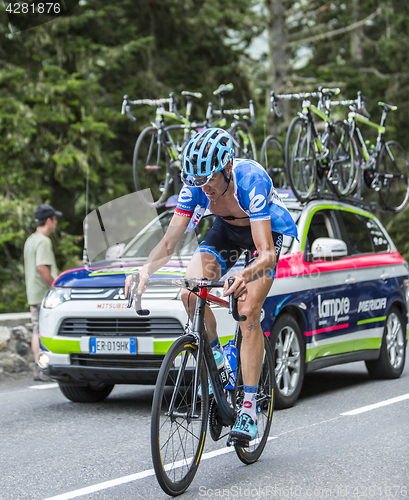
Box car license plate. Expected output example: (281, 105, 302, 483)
(90, 337, 137, 354)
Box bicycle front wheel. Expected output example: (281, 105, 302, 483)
(234, 333, 275, 465)
(377, 141, 409, 212)
(329, 120, 359, 197)
(133, 126, 171, 206)
(228, 122, 257, 161)
(151, 336, 209, 496)
(285, 116, 316, 202)
(260, 135, 287, 188)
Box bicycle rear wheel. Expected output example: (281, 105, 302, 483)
(377, 141, 409, 212)
(329, 120, 358, 196)
(260, 135, 287, 188)
(285, 116, 316, 202)
(133, 126, 171, 206)
(151, 336, 209, 496)
(228, 122, 257, 161)
(234, 333, 275, 464)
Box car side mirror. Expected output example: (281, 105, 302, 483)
(311, 238, 347, 261)
(105, 243, 126, 260)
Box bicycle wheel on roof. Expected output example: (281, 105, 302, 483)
(228, 122, 257, 161)
(260, 135, 287, 188)
(377, 141, 409, 213)
(285, 116, 316, 202)
(133, 126, 172, 207)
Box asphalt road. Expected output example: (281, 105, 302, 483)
(1, 361, 409, 500)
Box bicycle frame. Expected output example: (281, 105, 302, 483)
(128, 275, 245, 426)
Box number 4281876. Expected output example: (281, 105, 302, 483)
(6, 3, 61, 14)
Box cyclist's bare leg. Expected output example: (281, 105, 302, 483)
(180, 251, 221, 344)
(237, 274, 273, 387)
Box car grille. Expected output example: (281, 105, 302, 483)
(70, 354, 164, 369)
(58, 317, 184, 337)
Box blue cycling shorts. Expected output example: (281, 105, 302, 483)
(194, 216, 283, 278)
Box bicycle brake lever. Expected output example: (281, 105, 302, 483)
(127, 273, 150, 316)
(227, 278, 247, 322)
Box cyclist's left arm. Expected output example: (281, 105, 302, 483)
(224, 219, 276, 300)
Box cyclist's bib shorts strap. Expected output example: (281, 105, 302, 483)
(194, 216, 283, 278)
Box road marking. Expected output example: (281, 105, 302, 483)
(42, 437, 277, 500)
(341, 393, 409, 416)
(29, 383, 59, 390)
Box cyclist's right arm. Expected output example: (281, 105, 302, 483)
(124, 213, 190, 298)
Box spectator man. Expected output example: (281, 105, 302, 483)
(24, 204, 62, 381)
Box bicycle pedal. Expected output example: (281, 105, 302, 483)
(145, 165, 161, 171)
(227, 435, 250, 448)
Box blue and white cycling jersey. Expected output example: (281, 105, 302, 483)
(175, 159, 298, 238)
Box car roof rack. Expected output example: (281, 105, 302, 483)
(306, 193, 382, 212)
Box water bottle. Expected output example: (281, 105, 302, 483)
(223, 340, 237, 390)
(213, 350, 229, 388)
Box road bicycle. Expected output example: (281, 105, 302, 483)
(330, 92, 409, 212)
(122, 91, 203, 207)
(207, 83, 257, 161)
(127, 272, 274, 496)
(273, 88, 357, 203)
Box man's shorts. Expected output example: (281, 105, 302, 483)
(194, 216, 283, 279)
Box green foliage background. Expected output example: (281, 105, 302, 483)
(0, 0, 408, 312)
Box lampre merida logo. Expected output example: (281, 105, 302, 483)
(318, 295, 350, 322)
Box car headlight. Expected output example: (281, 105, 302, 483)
(43, 287, 72, 308)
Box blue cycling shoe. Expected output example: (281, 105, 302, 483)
(229, 413, 257, 443)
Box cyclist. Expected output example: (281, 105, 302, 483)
(125, 127, 297, 443)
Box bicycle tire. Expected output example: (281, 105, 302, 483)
(285, 116, 316, 202)
(151, 335, 209, 496)
(132, 126, 171, 206)
(377, 140, 409, 212)
(260, 135, 287, 188)
(329, 120, 359, 197)
(234, 333, 275, 464)
(228, 122, 257, 161)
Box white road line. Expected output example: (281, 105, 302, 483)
(42, 436, 277, 500)
(341, 393, 409, 416)
(29, 383, 59, 390)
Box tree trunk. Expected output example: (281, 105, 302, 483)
(265, 0, 290, 132)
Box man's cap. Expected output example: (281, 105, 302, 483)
(34, 204, 63, 222)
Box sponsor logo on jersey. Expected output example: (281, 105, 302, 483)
(358, 297, 387, 313)
(179, 187, 192, 203)
(249, 187, 267, 213)
(244, 401, 252, 408)
(318, 294, 350, 322)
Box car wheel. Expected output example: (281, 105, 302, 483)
(58, 383, 115, 403)
(365, 306, 406, 379)
(270, 314, 305, 409)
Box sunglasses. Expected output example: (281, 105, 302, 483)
(181, 171, 215, 188)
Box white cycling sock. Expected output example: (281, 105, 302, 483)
(241, 385, 258, 423)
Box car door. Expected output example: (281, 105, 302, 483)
(301, 206, 355, 364)
(334, 208, 391, 354)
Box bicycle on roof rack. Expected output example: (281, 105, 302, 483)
(330, 91, 409, 213)
(206, 83, 257, 161)
(272, 87, 358, 203)
(127, 271, 274, 496)
(122, 91, 204, 207)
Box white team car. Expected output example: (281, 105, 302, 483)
(39, 191, 409, 408)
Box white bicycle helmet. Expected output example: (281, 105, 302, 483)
(181, 128, 234, 187)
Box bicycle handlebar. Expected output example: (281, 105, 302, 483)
(127, 273, 247, 322)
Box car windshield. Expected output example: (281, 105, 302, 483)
(122, 208, 301, 259)
(122, 211, 215, 258)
